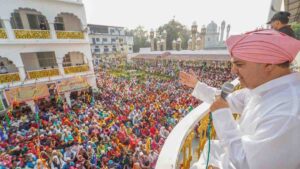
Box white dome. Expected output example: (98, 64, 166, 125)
(207, 21, 217, 33)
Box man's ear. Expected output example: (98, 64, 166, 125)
(275, 20, 283, 27)
(265, 64, 275, 72)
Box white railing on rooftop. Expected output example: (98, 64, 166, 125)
(55, 0, 83, 4)
(156, 79, 240, 169)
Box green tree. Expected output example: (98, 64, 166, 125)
(291, 22, 300, 40)
(130, 26, 150, 52)
(157, 19, 191, 50)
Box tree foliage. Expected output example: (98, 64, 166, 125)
(129, 26, 149, 53)
(130, 20, 191, 52)
(291, 22, 300, 40)
(157, 19, 191, 50)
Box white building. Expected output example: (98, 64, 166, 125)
(0, 0, 97, 112)
(88, 24, 133, 66)
(204, 21, 230, 49)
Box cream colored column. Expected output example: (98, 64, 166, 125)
(88, 59, 95, 73)
(49, 22, 57, 40)
(2, 19, 15, 39)
(56, 57, 65, 76)
(64, 91, 71, 107)
(17, 65, 26, 81)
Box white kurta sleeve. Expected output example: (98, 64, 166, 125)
(191, 81, 248, 114)
(212, 108, 249, 169)
(212, 108, 300, 169)
(226, 88, 249, 114)
(191, 81, 220, 104)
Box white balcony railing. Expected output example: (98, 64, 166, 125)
(156, 79, 240, 169)
(55, 0, 83, 4)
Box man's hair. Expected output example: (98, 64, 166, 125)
(277, 61, 290, 68)
(268, 11, 291, 24)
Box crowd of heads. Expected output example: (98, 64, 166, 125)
(0, 60, 233, 169)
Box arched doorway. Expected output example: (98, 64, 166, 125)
(10, 8, 49, 30)
(10, 8, 50, 39)
(63, 52, 89, 74)
(54, 13, 82, 31)
(54, 13, 84, 39)
(0, 56, 20, 84)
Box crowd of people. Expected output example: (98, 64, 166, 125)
(0, 60, 233, 169)
(131, 60, 235, 87)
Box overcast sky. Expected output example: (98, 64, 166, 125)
(82, 0, 273, 34)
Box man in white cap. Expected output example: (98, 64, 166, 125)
(180, 29, 300, 169)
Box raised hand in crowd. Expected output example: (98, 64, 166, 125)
(179, 70, 198, 88)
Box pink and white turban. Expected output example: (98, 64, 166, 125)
(226, 29, 300, 64)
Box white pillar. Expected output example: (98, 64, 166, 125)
(56, 58, 65, 76)
(87, 75, 97, 89)
(64, 91, 71, 107)
(2, 19, 15, 39)
(49, 23, 57, 40)
(26, 100, 36, 113)
(17, 65, 26, 81)
(88, 59, 95, 73)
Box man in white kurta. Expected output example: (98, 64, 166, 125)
(180, 30, 300, 169)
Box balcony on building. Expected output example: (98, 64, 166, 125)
(156, 79, 240, 169)
(103, 46, 110, 53)
(0, 57, 20, 84)
(54, 13, 84, 39)
(63, 52, 89, 74)
(112, 46, 117, 52)
(56, 0, 83, 3)
(21, 52, 60, 79)
(94, 47, 100, 54)
(10, 8, 51, 39)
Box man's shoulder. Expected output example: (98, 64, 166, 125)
(279, 26, 296, 38)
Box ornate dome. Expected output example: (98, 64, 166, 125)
(207, 21, 217, 33)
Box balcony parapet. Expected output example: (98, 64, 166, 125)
(0, 72, 20, 84)
(27, 68, 60, 79)
(156, 79, 240, 169)
(64, 65, 89, 74)
(14, 29, 51, 39)
(56, 31, 84, 39)
(0, 29, 7, 39)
